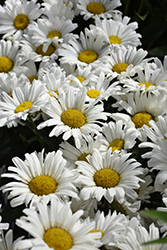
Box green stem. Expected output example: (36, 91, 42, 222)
(137, 0, 145, 15)
(124, 0, 131, 16)
(28, 114, 45, 148)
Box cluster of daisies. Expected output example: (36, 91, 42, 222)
(1, 0, 167, 249)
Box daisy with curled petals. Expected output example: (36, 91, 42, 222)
(29, 16, 78, 53)
(0, 0, 43, 40)
(86, 210, 128, 249)
(84, 71, 121, 103)
(98, 45, 148, 78)
(91, 16, 141, 48)
(0, 81, 47, 128)
(115, 217, 167, 250)
(16, 198, 100, 250)
(37, 87, 110, 148)
(99, 120, 139, 154)
(60, 134, 103, 169)
(19, 34, 58, 63)
(38, 65, 70, 100)
(58, 27, 110, 69)
(76, 0, 122, 20)
(121, 62, 167, 94)
(76, 148, 143, 203)
(0, 40, 27, 75)
(111, 91, 167, 141)
(1, 149, 78, 207)
(43, 1, 75, 21)
(0, 72, 26, 99)
(64, 64, 98, 89)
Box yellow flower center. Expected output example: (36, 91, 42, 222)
(78, 50, 98, 64)
(138, 82, 154, 90)
(28, 76, 38, 84)
(76, 76, 86, 83)
(36, 44, 56, 56)
(29, 175, 56, 196)
(78, 153, 89, 162)
(15, 101, 33, 113)
(109, 35, 121, 44)
(14, 14, 29, 30)
(108, 139, 124, 153)
(112, 63, 129, 74)
(87, 89, 101, 98)
(44, 227, 73, 250)
(0, 57, 13, 73)
(131, 112, 154, 128)
(47, 30, 61, 39)
(61, 109, 86, 128)
(87, 2, 105, 14)
(94, 169, 119, 188)
(89, 229, 104, 240)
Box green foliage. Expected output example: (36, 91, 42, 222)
(142, 210, 167, 245)
(120, 0, 167, 59)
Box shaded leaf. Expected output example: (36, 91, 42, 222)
(143, 236, 167, 245)
(141, 210, 167, 223)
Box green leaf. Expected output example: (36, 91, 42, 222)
(149, 45, 167, 57)
(134, 11, 149, 21)
(141, 210, 167, 223)
(143, 236, 167, 245)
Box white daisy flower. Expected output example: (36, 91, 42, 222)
(28, 16, 78, 53)
(0, 72, 26, 99)
(1, 149, 78, 207)
(0, 81, 47, 128)
(121, 62, 167, 94)
(111, 91, 167, 141)
(135, 168, 154, 203)
(64, 64, 98, 89)
(99, 120, 139, 154)
(76, 0, 122, 20)
(84, 71, 121, 103)
(38, 65, 70, 100)
(43, 0, 75, 20)
(0, 229, 24, 250)
(97, 45, 148, 78)
(0, 40, 27, 75)
(139, 115, 167, 151)
(19, 34, 58, 63)
(0, 0, 43, 40)
(76, 148, 143, 203)
(115, 217, 167, 250)
(91, 16, 141, 47)
(60, 134, 103, 168)
(16, 198, 100, 250)
(141, 138, 167, 193)
(151, 55, 167, 72)
(87, 210, 128, 249)
(58, 27, 110, 69)
(22, 60, 47, 84)
(37, 87, 110, 148)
